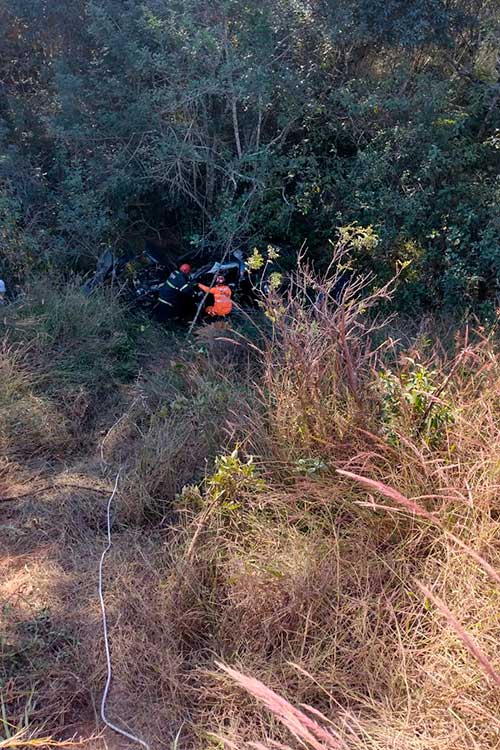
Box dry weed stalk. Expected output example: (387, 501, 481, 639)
(217, 663, 346, 750)
(416, 583, 500, 688)
(0, 730, 84, 748)
(261, 246, 397, 455)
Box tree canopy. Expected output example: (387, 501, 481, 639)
(1, 0, 499, 311)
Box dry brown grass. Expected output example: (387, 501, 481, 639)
(0, 341, 72, 461)
(167, 269, 500, 749)
(2, 270, 500, 750)
(258, 251, 395, 462)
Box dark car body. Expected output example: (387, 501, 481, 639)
(82, 244, 261, 320)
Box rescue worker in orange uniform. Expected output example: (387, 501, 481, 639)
(198, 274, 233, 318)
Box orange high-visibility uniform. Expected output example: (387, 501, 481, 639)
(198, 283, 233, 316)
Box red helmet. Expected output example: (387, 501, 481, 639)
(180, 263, 191, 274)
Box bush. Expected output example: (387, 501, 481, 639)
(260, 247, 394, 460)
(378, 359, 454, 446)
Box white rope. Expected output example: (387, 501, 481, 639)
(98, 470, 151, 750)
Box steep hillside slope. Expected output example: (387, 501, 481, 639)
(1, 275, 499, 749)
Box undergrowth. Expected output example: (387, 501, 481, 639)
(0, 277, 161, 457)
(1, 266, 500, 749)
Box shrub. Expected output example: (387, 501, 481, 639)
(205, 448, 265, 511)
(378, 359, 454, 446)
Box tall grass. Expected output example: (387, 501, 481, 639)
(0, 277, 159, 457)
(0, 341, 71, 461)
(4, 277, 143, 387)
(2, 267, 500, 749)
(170, 263, 500, 749)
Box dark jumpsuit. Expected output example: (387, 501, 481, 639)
(157, 270, 192, 320)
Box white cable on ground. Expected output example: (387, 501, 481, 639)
(98, 469, 151, 750)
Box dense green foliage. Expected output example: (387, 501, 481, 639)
(1, 0, 499, 311)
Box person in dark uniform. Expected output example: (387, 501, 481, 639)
(156, 263, 193, 321)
